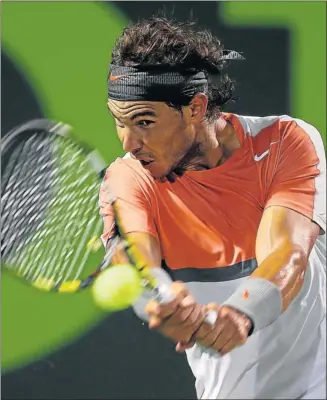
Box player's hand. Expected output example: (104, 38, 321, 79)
(145, 281, 206, 345)
(177, 304, 253, 355)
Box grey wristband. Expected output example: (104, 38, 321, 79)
(223, 277, 283, 334)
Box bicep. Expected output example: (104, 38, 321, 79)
(256, 205, 320, 266)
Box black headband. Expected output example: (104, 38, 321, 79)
(107, 50, 244, 102)
(107, 65, 208, 103)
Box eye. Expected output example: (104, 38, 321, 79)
(137, 120, 154, 128)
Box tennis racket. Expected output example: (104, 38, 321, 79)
(1, 118, 217, 323)
(1, 119, 110, 292)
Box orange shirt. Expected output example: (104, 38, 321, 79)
(99, 114, 325, 281)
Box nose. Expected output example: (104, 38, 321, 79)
(121, 129, 143, 153)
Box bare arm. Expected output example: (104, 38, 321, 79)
(253, 205, 319, 312)
(252, 206, 319, 311)
(110, 232, 162, 268)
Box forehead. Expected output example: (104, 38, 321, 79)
(107, 99, 170, 117)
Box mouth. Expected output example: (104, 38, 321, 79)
(131, 153, 155, 167)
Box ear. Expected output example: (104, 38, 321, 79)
(188, 93, 208, 123)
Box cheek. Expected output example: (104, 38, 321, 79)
(146, 119, 193, 159)
(171, 127, 194, 154)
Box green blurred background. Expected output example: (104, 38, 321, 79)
(1, 2, 326, 399)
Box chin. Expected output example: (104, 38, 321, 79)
(148, 164, 173, 180)
(151, 170, 168, 180)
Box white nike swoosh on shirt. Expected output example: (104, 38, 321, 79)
(254, 150, 270, 162)
(254, 141, 279, 162)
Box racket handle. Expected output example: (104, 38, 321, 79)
(204, 309, 218, 325)
(155, 283, 218, 326)
(155, 283, 175, 303)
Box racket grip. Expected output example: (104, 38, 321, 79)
(204, 309, 218, 325)
(154, 283, 175, 303)
(155, 284, 218, 326)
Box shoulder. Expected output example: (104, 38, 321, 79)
(231, 113, 324, 153)
(102, 154, 156, 195)
(235, 113, 322, 140)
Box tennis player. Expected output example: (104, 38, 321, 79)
(100, 17, 326, 399)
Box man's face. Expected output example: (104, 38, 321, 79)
(107, 99, 200, 179)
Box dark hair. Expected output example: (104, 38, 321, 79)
(111, 17, 237, 121)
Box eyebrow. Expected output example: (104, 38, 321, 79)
(108, 109, 156, 121)
(130, 111, 157, 121)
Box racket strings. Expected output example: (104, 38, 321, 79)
(2, 130, 102, 287)
(2, 133, 57, 274)
(1, 141, 29, 249)
(1, 134, 53, 258)
(1, 138, 35, 233)
(27, 138, 75, 282)
(48, 145, 100, 281)
(27, 138, 99, 283)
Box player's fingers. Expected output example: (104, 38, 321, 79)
(170, 281, 191, 301)
(158, 303, 205, 343)
(145, 297, 179, 320)
(196, 321, 222, 348)
(146, 282, 192, 330)
(204, 302, 220, 313)
(219, 306, 252, 341)
(175, 340, 195, 352)
(170, 306, 205, 341)
(218, 333, 245, 356)
(160, 303, 202, 333)
(210, 323, 235, 352)
(195, 320, 219, 346)
(166, 303, 193, 325)
(149, 282, 190, 320)
(167, 295, 201, 324)
(203, 306, 238, 350)
(148, 315, 162, 329)
(146, 281, 189, 316)
(194, 302, 220, 335)
(180, 303, 206, 330)
(180, 294, 197, 308)
(145, 299, 160, 316)
(208, 306, 251, 352)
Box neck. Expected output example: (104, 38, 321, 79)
(175, 117, 240, 173)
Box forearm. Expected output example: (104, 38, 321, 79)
(251, 243, 307, 312)
(223, 244, 307, 334)
(107, 231, 162, 268)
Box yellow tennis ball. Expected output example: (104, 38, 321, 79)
(92, 264, 143, 311)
